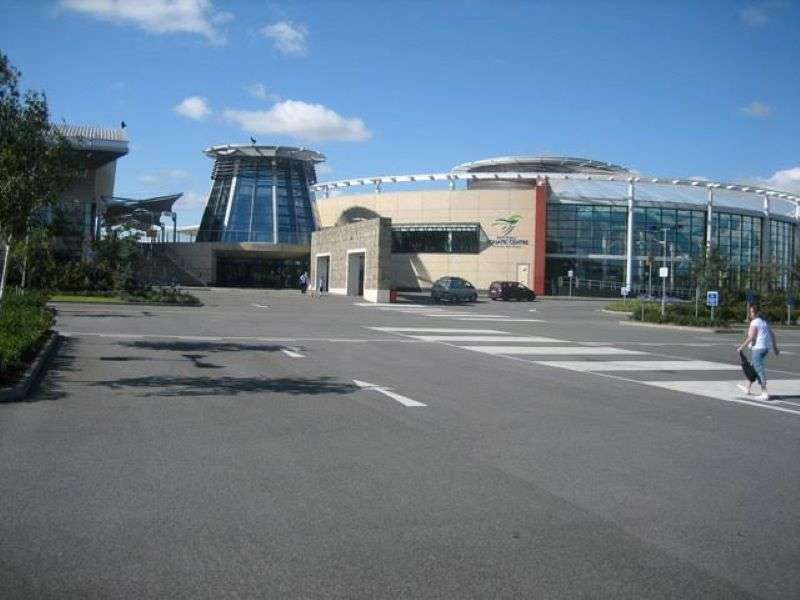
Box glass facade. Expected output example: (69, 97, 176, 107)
(197, 153, 318, 244)
(546, 201, 797, 296)
(546, 204, 627, 255)
(215, 256, 308, 288)
(713, 212, 762, 271)
(392, 224, 480, 253)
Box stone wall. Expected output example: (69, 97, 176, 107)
(315, 188, 540, 291)
(310, 218, 392, 303)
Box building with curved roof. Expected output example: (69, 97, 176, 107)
(310, 155, 799, 297)
(197, 145, 325, 244)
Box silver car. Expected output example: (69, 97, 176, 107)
(431, 277, 478, 303)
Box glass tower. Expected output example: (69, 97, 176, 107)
(197, 145, 325, 244)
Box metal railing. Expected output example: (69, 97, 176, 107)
(148, 230, 313, 245)
(552, 276, 696, 300)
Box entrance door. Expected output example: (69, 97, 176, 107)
(347, 252, 365, 296)
(517, 263, 530, 286)
(316, 255, 330, 292)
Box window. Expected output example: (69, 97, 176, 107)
(392, 224, 480, 254)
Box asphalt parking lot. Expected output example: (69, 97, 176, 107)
(2, 289, 799, 599)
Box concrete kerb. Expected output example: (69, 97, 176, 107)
(49, 300, 203, 308)
(0, 332, 61, 402)
(618, 320, 741, 334)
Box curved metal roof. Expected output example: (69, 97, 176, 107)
(102, 194, 182, 228)
(204, 144, 325, 163)
(312, 171, 800, 218)
(452, 155, 628, 175)
(54, 123, 129, 164)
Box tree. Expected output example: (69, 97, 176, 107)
(0, 51, 79, 300)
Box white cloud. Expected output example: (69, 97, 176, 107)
(739, 2, 789, 26)
(764, 166, 800, 194)
(315, 163, 333, 177)
(173, 96, 212, 120)
(223, 100, 372, 142)
(246, 82, 281, 102)
(260, 21, 308, 56)
(174, 190, 208, 210)
(139, 169, 188, 185)
(740, 101, 773, 118)
(740, 5, 768, 25)
(59, 0, 232, 43)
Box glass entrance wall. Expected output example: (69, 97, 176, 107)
(546, 198, 797, 296)
(216, 256, 309, 288)
(197, 146, 323, 244)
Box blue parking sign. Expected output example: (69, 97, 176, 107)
(706, 291, 719, 307)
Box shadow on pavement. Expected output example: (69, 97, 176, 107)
(27, 337, 79, 402)
(58, 312, 152, 318)
(119, 340, 289, 353)
(91, 375, 359, 397)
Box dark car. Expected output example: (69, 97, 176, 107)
(431, 277, 478, 303)
(489, 281, 536, 301)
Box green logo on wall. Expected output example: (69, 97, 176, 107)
(493, 214, 522, 235)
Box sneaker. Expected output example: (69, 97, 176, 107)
(737, 384, 752, 395)
(759, 393, 771, 401)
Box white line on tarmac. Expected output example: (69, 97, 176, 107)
(454, 318, 544, 322)
(533, 360, 739, 372)
(61, 332, 422, 343)
(410, 335, 563, 343)
(251, 304, 270, 309)
(353, 380, 426, 407)
(354, 302, 427, 307)
(642, 380, 800, 416)
(281, 348, 304, 358)
(368, 327, 509, 333)
(462, 346, 645, 356)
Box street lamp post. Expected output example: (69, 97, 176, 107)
(659, 227, 670, 317)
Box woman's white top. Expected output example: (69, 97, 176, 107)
(750, 317, 772, 351)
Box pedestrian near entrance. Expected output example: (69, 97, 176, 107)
(319, 275, 327, 296)
(299, 271, 308, 294)
(737, 303, 780, 400)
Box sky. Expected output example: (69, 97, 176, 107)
(2, 0, 799, 226)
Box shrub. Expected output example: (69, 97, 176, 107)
(122, 288, 201, 306)
(0, 291, 54, 378)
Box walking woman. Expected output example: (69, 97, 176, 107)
(737, 303, 780, 400)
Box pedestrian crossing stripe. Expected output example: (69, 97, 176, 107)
(461, 346, 645, 356)
(369, 327, 510, 333)
(532, 360, 740, 372)
(454, 318, 544, 323)
(410, 335, 563, 343)
(642, 380, 800, 416)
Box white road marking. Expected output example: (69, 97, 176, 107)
(376, 307, 435, 311)
(354, 302, 426, 307)
(642, 380, 800, 416)
(353, 380, 426, 407)
(251, 303, 270, 309)
(533, 360, 739, 372)
(528, 309, 538, 312)
(281, 348, 304, 358)
(454, 318, 544, 322)
(368, 327, 509, 333)
(411, 335, 563, 343)
(461, 346, 645, 356)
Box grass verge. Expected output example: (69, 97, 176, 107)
(50, 294, 123, 303)
(50, 288, 201, 306)
(0, 292, 54, 386)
